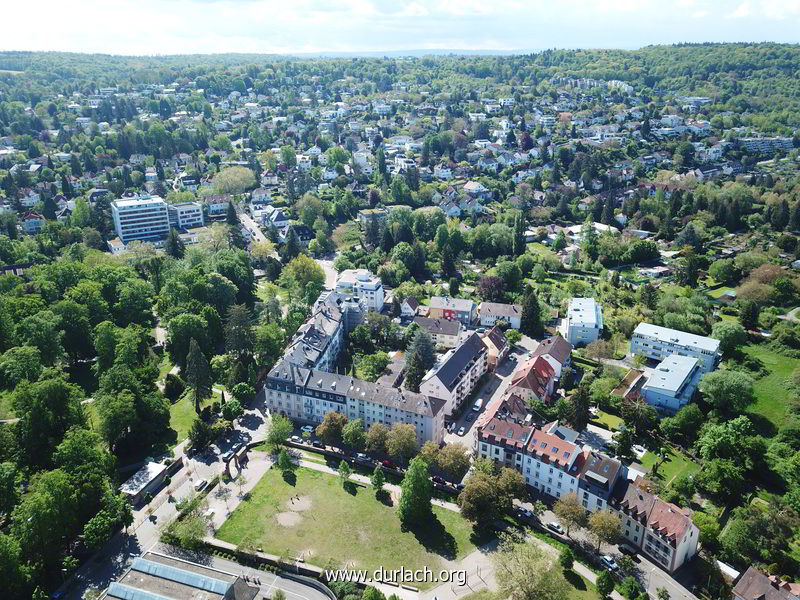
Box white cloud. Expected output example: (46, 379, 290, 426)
(0, 0, 798, 55)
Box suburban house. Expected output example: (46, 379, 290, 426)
(479, 302, 522, 330)
(562, 297, 603, 346)
(400, 297, 420, 318)
(413, 316, 462, 349)
(22, 211, 45, 234)
(481, 326, 510, 371)
(732, 566, 800, 600)
(530, 335, 573, 379)
(631, 323, 721, 375)
(428, 296, 476, 325)
(463, 180, 491, 199)
(419, 333, 488, 417)
(508, 356, 556, 402)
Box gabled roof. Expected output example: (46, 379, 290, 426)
(510, 356, 555, 398)
(432, 333, 487, 392)
(532, 335, 572, 366)
(479, 302, 522, 319)
(403, 297, 420, 310)
(430, 296, 475, 313)
(732, 567, 793, 600)
(413, 316, 460, 337)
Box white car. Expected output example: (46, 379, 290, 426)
(301, 425, 314, 434)
(547, 521, 564, 534)
(601, 555, 619, 571)
(194, 479, 208, 492)
(457, 426, 466, 436)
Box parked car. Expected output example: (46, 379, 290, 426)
(290, 435, 302, 443)
(547, 521, 564, 534)
(457, 426, 466, 436)
(431, 475, 446, 485)
(381, 459, 395, 468)
(301, 425, 314, 434)
(465, 412, 476, 422)
(311, 440, 323, 448)
(194, 479, 208, 492)
(355, 452, 369, 461)
(220, 449, 234, 462)
(618, 544, 638, 558)
(516, 508, 533, 519)
(601, 555, 619, 571)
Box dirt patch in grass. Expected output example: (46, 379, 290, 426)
(276, 512, 303, 527)
(288, 495, 312, 511)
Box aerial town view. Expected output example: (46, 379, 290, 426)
(0, 2, 799, 600)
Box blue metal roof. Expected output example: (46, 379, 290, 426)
(130, 557, 231, 595)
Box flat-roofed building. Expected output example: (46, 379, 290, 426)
(631, 323, 721, 374)
(111, 197, 170, 243)
(641, 354, 703, 414)
(562, 297, 603, 345)
(168, 201, 204, 229)
(103, 552, 258, 600)
(335, 269, 385, 312)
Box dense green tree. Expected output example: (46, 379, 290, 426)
(397, 456, 433, 527)
(185, 338, 212, 414)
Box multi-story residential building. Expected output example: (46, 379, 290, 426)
(577, 450, 622, 512)
(562, 297, 603, 346)
(335, 269, 385, 312)
(413, 316, 461, 349)
(167, 201, 204, 229)
(265, 359, 446, 445)
(428, 296, 476, 325)
(736, 137, 794, 153)
(530, 335, 572, 380)
(400, 297, 420, 318)
(478, 302, 522, 330)
(111, 197, 170, 243)
(640, 354, 703, 414)
(419, 333, 488, 416)
(508, 356, 556, 403)
(631, 323, 721, 375)
(204, 194, 231, 218)
(611, 480, 699, 573)
(282, 302, 344, 372)
(481, 326, 509, 371)
(357, 208, 389, 227)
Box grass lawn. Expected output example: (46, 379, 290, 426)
(170, 389, 220, 444)
(217, 467, 477, 588)
(640, 447, 701, 488)
(707, 286, 735, 299)
(332, 221, 361, 250)
(158, 353, 174, 380)
(460, 568, 595, 600)
(592, 410, 623, 431)
(256, 280, 289, 305)
(741, 343, 799, 436)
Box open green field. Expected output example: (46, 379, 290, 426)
(742, 343, 799, 436)
(592, 410, 623, 431)
(217, 467, 477, 587)
(640, 447, 701, 488)
(169, 389, 220, 444)
(460, 568, 596, 600)
(332, 221, 361, 250)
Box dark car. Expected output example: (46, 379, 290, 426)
(311, 440, 323, 448)
(431, 475, 447, 485)
(466, 412, 476, 422)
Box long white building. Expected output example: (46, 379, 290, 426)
(631, 323, 721, 374)
(111, 197, 170, 243)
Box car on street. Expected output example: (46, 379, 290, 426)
(311, 440, 323, 448)
(355, 452, 369, 461)
(465, 412, 476, 422)
(601, 555, 619, 571)
(618, 544, 638, 558)
(381, 459, 395, 468)
(301, 425, 314, 434)
(457, 426, 466, 436)
(220, 449, 234, 462)
(516, 508, 533, 519)
(431, 475, 447, 485)
(547, 521, 564, 534)
(290, 435, 302, 443)
(194, 479, 208, 492)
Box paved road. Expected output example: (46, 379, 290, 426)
(778, 306, 800, 323)
(239, 211, 269, 244)
(317, 257, 338, 290)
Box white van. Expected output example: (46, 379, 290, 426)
(194, 479, 208, 492)
(472, 398, 484, 412)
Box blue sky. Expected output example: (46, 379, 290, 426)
(3, 0, 799, 55)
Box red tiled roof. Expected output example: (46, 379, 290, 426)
(526, 428, 578, 468)
(511, 356, 555, 398)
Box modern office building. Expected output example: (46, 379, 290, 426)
(111, 197, 170, 243)
(631, 323, 721, 374)
(335, 269, 385, 312)
(562, 297, 603, 345)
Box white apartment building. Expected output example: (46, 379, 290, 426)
(111, 197, 170, 243)
(168, 202, 204, 230)
(640, 354, 704, 414)
(562, 297, 603, 346)
(631, 323, 721, 375)
(419, 334, 488, 417)
(265, 360, 446, 445)
(478, 302, 522, 330)
(335, 269, 385, 312)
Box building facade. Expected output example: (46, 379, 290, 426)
(562, 297, 603, 346)
(631, 323, 721, 374)
(168, 201, 205, 229)
(419, 333, 488, 416)
(641, 354, 703, 414)
(428, 296, 476, 325)
(478, 302, 522, 330)
(111, 197, 171, 243)
(335, 269, 385, 312)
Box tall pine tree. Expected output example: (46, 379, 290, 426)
(520, 287, 543, 338)
(185, 338, 212, 414)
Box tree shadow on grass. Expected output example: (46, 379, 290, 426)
(343, 481, 359, 495)
(745, 411, 777, 437)
(564, 569, 587, 591)
(376, 489, 393, 506)
(468, 525, 496, 547)
(282, 470, 297, 486)
(408, 513, 457, 560)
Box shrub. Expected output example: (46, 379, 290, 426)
(164, 373, 185, 402)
